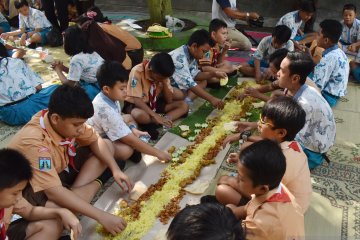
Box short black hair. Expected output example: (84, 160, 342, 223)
(167, 202, 244, 240)
(320, 19, 343, 44)
(187, 29, 213, 47)
(343, 3, 357, 13)
(148, 52, 175, 77)
(0, 149, 32, 190)
(286, 52, 314, 85)
(240, 140, 286, 190)
(14, 0, 28, 9)
(97, 61, 128, 89)
(262, 96, 306, 141)
(64, 26, 94, 56)
(209, 18, 228, 33)
(272, 25, 292, 44)
(269, 48, 289, 70)
(299, 0, 316, 13)
(48, 85, 94, 119)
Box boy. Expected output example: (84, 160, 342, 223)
(167, 202, 244, 240)
(169, 29, 226, 109)
(239, 25, 294, 83)
(0, 0, 52, 47)
(276, 0, 316, 48)
(8, 85, 132, 235)
(227, 140, 304, 239)
(219, 97, 312, 213)
(340, 4, 360, 52)
(87, 61, 172, 163)
(312, 19, 349, 107)
(0, 148, 81, 240)
(199, 19, 237, 77)
(123, 52, 189, 133)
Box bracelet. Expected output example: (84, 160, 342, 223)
(129, 124, 137, 130)
(246, 12, 250, 21)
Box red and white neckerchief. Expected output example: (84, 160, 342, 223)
(40, 110, 78, 171)
(0, 208, 7, 240)
(144, 60, 157, 111)
(288, 141, 301, 152)
(265, 185, 291, 203)
(211, 47, 219, 66)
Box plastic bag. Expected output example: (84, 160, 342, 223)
(165, 15, 185, 33)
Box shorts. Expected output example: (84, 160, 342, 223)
(22, 146, 91, 207)
(79, 80, 101, 101)
(0, 84, 59, 126)
(122, 98, 166, 114)
(21, 27, 52, 45)
(302, 146, 324, 169)
(352, 67, 360, 82)
(0, 21, 11, 32)
(247, 59, 269, 68)
(321, 90, 339, 108)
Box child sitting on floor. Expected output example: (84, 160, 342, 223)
(340, 4, 360, 53)
(9, 85, 132, 235)
(276, 0, 316, 49)
(167, 202, 244, 240)
(0, 0, 52, 47)
(0, 43, 58, 126)
(51, 26, 104, 100)
(198, 19, 238, 81)
(312, 19, 349, 107)
(220, 97, 312, 213)
(239, 25, 294, 83)
(87, 61, 172, 163)
(169, 29, 227, 109)
(226, 140, 304, 239)
(0, 148, 81, 240)
(123, 52, 188, 138)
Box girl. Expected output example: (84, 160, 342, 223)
(51, 26, 104, 100)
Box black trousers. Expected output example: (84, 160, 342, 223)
(41, 0, 69, 31)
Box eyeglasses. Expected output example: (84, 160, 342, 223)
(258, 114, 275, 128)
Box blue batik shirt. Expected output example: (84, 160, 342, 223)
(312, 45, 349, 97)
(340, 18, 360, 45)
(68, 51, 104, 83)
(253, 36, 294, 63)
(19, 7, 51, 30)
(293, 84, 336, 153)
(276, 11, 302, 39)
(169, 45, 200, 91)
(87, 92, 131, 141)
(0, 58, 43, 106)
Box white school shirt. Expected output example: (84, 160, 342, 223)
(253, 36, 294, 62)
(19, 7, 51, 29)
(276, 11, 302, 40)
(67, 51, 104, 83)
(340, 19, 360, 45)
(293, 84, 336, 153)
(312, 45, 349, 97)
(169, 45, 200, 91)
(87, 92, 131, 141)
(212, 0, 237, 28)
(0, 58, 43, 106)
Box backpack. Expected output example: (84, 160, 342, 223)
(46, 27, 63, 47)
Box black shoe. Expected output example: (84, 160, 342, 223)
(129, 150, 142, 163)
(200, 195, 219, 204)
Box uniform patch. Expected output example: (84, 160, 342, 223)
(131, 78, 137, 88)
(39, 157, 51, 171)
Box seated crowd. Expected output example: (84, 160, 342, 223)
(0, 0, 355, 239)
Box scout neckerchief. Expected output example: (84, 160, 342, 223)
(288, 141, 301, 152)
(0, 208, 6, 240)
(143, 60, 157, 111)
(39, 110, 78, 171)
(265, 185, 291, 203)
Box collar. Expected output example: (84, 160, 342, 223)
(295, 11, 301, 23)
(322, 44, 339, 57)
(281, 141, 301, 152)
(99, 92, 118, 111)
(183, 45, 195, 63)
(40, 111, 67, 146)
(293, 84, 308, 101)
(143, 61, 154, 82)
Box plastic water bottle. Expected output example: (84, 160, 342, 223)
(163, 115, 172, 132)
